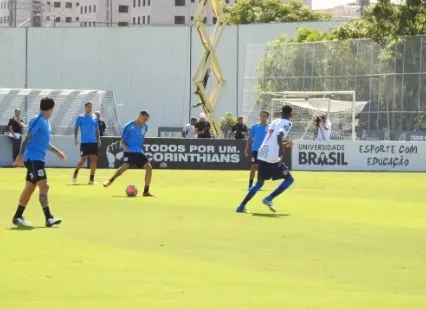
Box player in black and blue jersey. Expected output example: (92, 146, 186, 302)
(245, 111, 269, 189)
(12, 97, 68, 227)
(103, 110, 155, 197)
(72, 102, 101, 184)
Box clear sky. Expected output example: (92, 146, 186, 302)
(312, 0, 400, 10)
(312, 0, 354, 10)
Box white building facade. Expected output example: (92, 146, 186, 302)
(0, 0, 313, 28)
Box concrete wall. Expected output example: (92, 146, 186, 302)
(0, 22, 343, 135)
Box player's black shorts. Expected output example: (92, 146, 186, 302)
(251, 151, 259, 164)
(258, 160, 290, 181)
(24, 160, 47, 184)
(80, 143, 98, 157)
(123, 152, 149, 168)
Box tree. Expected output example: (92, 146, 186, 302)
(224, 0, 331, 25)
(256, 0, 426, 134)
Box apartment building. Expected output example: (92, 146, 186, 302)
(0, 0, 313, 28)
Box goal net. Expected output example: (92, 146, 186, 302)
(0, 88, 121, 136)
(252, 91, 368, 141)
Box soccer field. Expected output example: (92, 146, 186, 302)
(0, 168, 425, 309)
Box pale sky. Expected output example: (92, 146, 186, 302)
(313, 0, 351, 10)
(312, 0, 399, 10)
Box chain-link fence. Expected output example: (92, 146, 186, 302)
(243, 35, 426, 141)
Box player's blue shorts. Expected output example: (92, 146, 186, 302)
(258, 160, 290, 181)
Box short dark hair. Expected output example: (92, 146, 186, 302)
(140, 110, 150, 117)
(281, 105, 293, 116)
(40, 97, 55, 111)
(190, 117, 197, 122)
(260, 111, 269, 117)
(85, 102, 92, 107)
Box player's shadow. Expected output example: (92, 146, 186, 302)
(251, 213, 290, 218)
(66, 184, 92, 186)
(8, 226, 52, 231)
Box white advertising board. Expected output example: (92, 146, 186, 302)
(292, 141, 426, 172)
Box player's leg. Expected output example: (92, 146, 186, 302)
(89, 144, 98, 185)
(12, 181, 37, 226)
(139, 153, 154, 196)
(73, 155, 88, 182)
(38, 179, 62, 227)
(249, 163, 257, 189)
(248, 151, 258, 189)
(142, 162, 155, 197)
(263, 164, 294, 212)
(12, 160, 38, 226)
(103, 162, 130, 187)
(236, 162, 267, 213)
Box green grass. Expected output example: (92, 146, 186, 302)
(1, 168, 426, 309)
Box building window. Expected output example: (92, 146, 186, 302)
(54, 2, 60, 7)
(133, 17, 135, 24)
(142, 16, 145, 24)
(89, 5, 91, 13)
(203, 17, 207, 23)
(138, 0, 141, 6)
(65, 2, 72, 8)
(76, 17, 79, 21)
(80, 22, 82, 27)
(46, 16, 50, 21)
(84, 5, 87, 13)
(118, 5, 128, 13)
(191, 0, 194, 2)
(143, 0, 145, 6)
(93, 5, 96, 12)
(133, 0, 135, 7)
(147, 15, 150, 24)
(93, 22, 96, 27)
(175, 0, 184, 6)
(212, 17, 217, 24)
(225, 0, 230, 3)
(191, 16, 193, 21)
(137, 16, 140, 24)
(174, 16, 185, 24)
(76, 2, 79, 6)
(65, 17, 72, 22)
(118, 22, 129, 27)
(148, 0, 150, 5)
(80, 6, 82, 13)
(47, 1, 51, 5)
(55, 16, 60, 22)
(84, 22, 87, 26)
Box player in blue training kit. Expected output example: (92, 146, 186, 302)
(12, 97, 68, 227)
(236, 105, 295, 214)
(103, 110, 155, 197)
(72, 102, 101, 184)
(245, 111, 269, 189)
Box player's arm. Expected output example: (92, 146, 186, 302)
(245, 137, 253, 158)
(245, 125, 255, 158)
(182, 124, 188, 138)
(120, 123, 130, 152)
(74, 116, 80, 146)
(48, 143, 68, 161)
(277, 132, 288, 165)
(96, 118, 101, 146)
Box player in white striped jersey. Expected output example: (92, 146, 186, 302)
(236, 105, 295, 213)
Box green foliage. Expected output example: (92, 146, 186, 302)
(219, 111, 237, 130)
(256, 0, 426, 131)
(224, 0, 331, 25)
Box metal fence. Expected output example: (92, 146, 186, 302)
(243, 35, 426, 141)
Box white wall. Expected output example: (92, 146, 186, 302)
(0, 28, 26, 87)
(0, 22, 344, 135)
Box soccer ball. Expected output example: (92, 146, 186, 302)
(125, 185, 138, 197)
